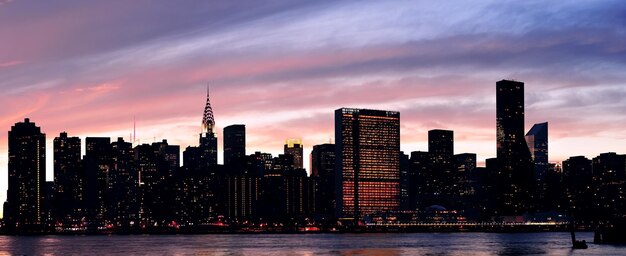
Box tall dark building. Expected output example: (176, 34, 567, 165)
(495, 79, 534, 215)
(335, 108, 400, 219)
(135, 143, 159, 224)
(84, 137, 112, 223)
(311, 143, 336, 216)
(399, 151, 410, 211)
(109, 138, 138, 227)
(133, 140, 179, 225)
(4, 118, 47, 231)
(428, 129, 454, 163)
(53, 132, 84, 222)
(454, 153, 478, 214)
(591, 153, 626, 220)
(425, 129, 457, 209)
(409, 151, 430, 210)
(525, 122, 549, 183)
(224, 124, 245, 166)
(151, 140, 180, 223)
(284, 139, 303, 169)
(562, 156, 593, 221)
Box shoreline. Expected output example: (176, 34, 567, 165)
(0, 224, 589, 236)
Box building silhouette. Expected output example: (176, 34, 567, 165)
(454, 153, 478, 215)
(6, 80, 626, 232)
(311, 143, 336, 216)
(525, 122, 549, 210)
(134, 140, 180, 227)
(284, 139, 303, 169)
(53, 132, 84, 224)
(495, 80, 534, 215)
(562, 156, 593, 221)
(429, 129, 454, 162)
(84, 137, 112, 225)
(592, 153, 626, 220)
(335, 108, 400, 220)
(108, 138, 138, 227)
(408, 151, 430, 211)
(428, 129, 456, 208)
(223, 124, 245, 166)
(224, 154, 258, 220)
(4, 118, 47, 232)
(399, 151, 410, 210)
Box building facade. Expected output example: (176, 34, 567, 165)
(224, 124, 246, 166)
(495, 80, 534, 215)
(335, 108, 401, 220)
(284, 139, 304, 169)
(4, 118, 47, 231)
(53, 132, 84, 223)
(311, 143, 336, 216)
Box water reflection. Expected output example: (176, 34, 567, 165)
(0, 233, 621, 256)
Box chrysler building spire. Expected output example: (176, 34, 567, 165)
(202, 84, 215, 134)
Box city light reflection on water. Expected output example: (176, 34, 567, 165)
(0, 232, 623, 255)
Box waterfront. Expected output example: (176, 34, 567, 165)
(0, 232, 623, 255)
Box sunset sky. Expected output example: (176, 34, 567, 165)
(1, 0, 626, 208)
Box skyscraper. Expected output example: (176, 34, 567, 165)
(592, 153, 626, 220)
(224, 124, 245, 166)
(428, 129, 456, 209)
(4, 118, 47, 231)
(284, 139, 303, 169)
(495, 79, 534, 215)
(84, 137, 111, 223)
(525, 122, 548, 183)
(53, 132, 83, 222)
(335, 108, 400, 219)
(562, 156, 593, 221)
(311, 143, 336, 216)
(109, 138, 138, 226)
(428, 129, 454, 162)
(200, 85, 218, 167)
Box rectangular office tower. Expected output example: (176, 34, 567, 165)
(335, 108, 401, 220)
(223, 124, 246, 166)
(53, 132, 84, 222)
(495, 80, 534, 215)
(4, 118, 47, 231)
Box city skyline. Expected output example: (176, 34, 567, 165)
(3, 79, 624, 234)
(2, 1, 626, 219)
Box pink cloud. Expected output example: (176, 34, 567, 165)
(0, 60, 23, 68)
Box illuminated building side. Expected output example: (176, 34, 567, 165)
(335, 108, 400, 220)
(284, 139, 303, 169)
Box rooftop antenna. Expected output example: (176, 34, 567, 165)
(133, 116, 136, 146)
